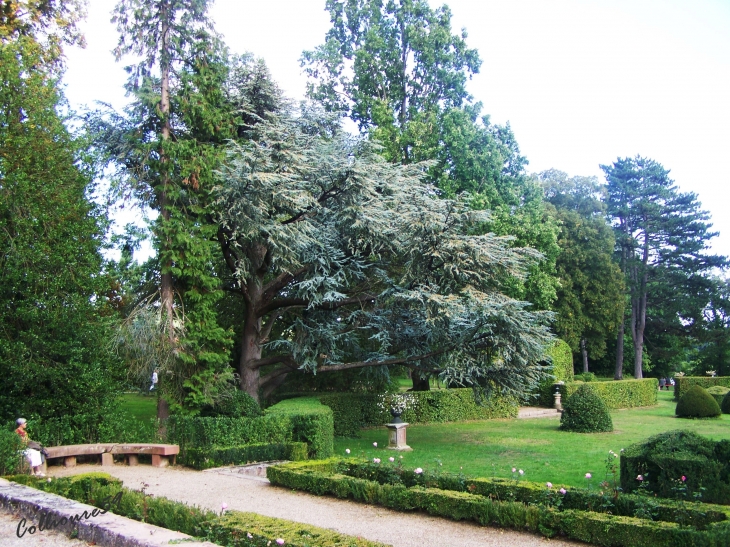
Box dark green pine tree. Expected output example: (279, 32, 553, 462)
(103, 0, 285, 411)
(0, 37, 119, 420)
(603, 156, 727, 379)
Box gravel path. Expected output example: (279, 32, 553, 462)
(0, 508, 92, 547)
(48, 464, 582, 547)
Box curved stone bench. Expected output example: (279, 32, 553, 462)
(44, 443, 179, 469)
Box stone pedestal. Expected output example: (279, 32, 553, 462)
(553, 392, 562, 412)
(385, 422, 412, 451)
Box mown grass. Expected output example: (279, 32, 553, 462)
(333, 390, 730, 488)
(119, 392, 157, 423)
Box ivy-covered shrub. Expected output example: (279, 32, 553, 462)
(534, 339, 574, 407)
(620, 430, 730, 505)
(9, 473, 387, 547)
(0, 427, 23, 475)
(184, 442, 308, 470)
(319, 389, 518, 438)
(560, 384, 613, 433)
(676, 385, 721, 418)
(722, 391, 730, 414)
(199, 390, 262, 418)
(167, 397, 333, 463)
(706, 386, 730, 408)
(674, 376, 730, 400)
(557, 378, 658, 409)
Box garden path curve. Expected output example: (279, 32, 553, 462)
(49, 464, 580, 547)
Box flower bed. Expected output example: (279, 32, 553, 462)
(267, 459, 730, 547)
(8, 473, 389, 547)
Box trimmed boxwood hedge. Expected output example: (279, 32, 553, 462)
(167, 397, 333, 464)
(536, 339, 574, 407)
(556, 378, 658, 409)
(676, 386, 721, 418)
(319, 389, 518, 438)
(559, 384, 613, 433)
(723, 391, 730, 414)
(674, 376, 730, 400)
(620, 430, 730, 505)
(706, 386, 730, 407)
(9, 473, 389, 547)
(267, 460, 730, 547)
(185, 442, 308, 470)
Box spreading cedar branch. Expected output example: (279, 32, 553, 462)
(213, 107, 554, 401)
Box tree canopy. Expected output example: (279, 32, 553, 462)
(213, 107, 554, 401)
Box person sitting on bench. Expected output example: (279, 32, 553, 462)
(15, 418, 44, 477)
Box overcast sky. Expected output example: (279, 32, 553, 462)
(64, 0, 730, 259)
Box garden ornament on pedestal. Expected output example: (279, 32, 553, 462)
(385, 421, 412, 451)
(554, 381, 565, 412)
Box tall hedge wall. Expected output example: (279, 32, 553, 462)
(166, 397, 333, 462)
(319, 389, 518, 438)
(536, 339, 574, 407)
(674, 377, 730, 401)
(558, 378, 658, 409)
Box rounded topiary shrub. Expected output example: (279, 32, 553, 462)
(675, 385, 721, 418)
(722, 391, 730, 414)
(560, 384, 613, 433)
(706, 385, 730, 408)
(200, 390, 262, 418)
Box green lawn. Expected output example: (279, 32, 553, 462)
(119, 392, 157, 423)
(334, 390, 730, 488)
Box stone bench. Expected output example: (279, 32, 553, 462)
(43, 443, 179, 469)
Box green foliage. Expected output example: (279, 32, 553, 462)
(0, 428, 23, 475)
(560, 378, 658, 409)
(536, 339, 574, 406)
(541, 170, 625, 363)
(185, 443, 307, 470)
(0, 37, 121, 422)
(706, 386, 730, 407)
(167, 397, 333, 463)
(603, 156, 727, 379)
(319, 389, 518, 438)
(676, 386, 721, 419)
(24, 403, 158, 446)
(722, 391, 730, 414)
(576, 372, 596, 382)
(560, 384, 613, 433)
(675, 377, 730, 400)
(268, 460, 730, 546)
(9, 473, 387, 547)
(200, 390, 262, 418)
(215, 108, 554, 403)
(620, 430, 730, 505)
(208, 511, 390, 547)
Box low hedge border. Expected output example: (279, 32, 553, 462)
(8, 473, 390, 547)
(555, 378, 658, 409)
(675, 377, 730, 401)
(185, 442, 308, 470)
(319, 389, 518, 438)
(267, 460, 730, 547)
(167, 397, 333, 464)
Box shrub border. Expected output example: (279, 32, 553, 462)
(8, 473, 390, 547)
(675, 377, 730, 401)
(267, 460, 730, 547)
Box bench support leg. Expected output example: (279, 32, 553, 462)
(151, 454, 169, 468)
(64, 456, 76, 468)
(127, 454, 139, 466)
(101, 453, 114, 466)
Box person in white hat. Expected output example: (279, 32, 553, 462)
(15, 418, 44, 476)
